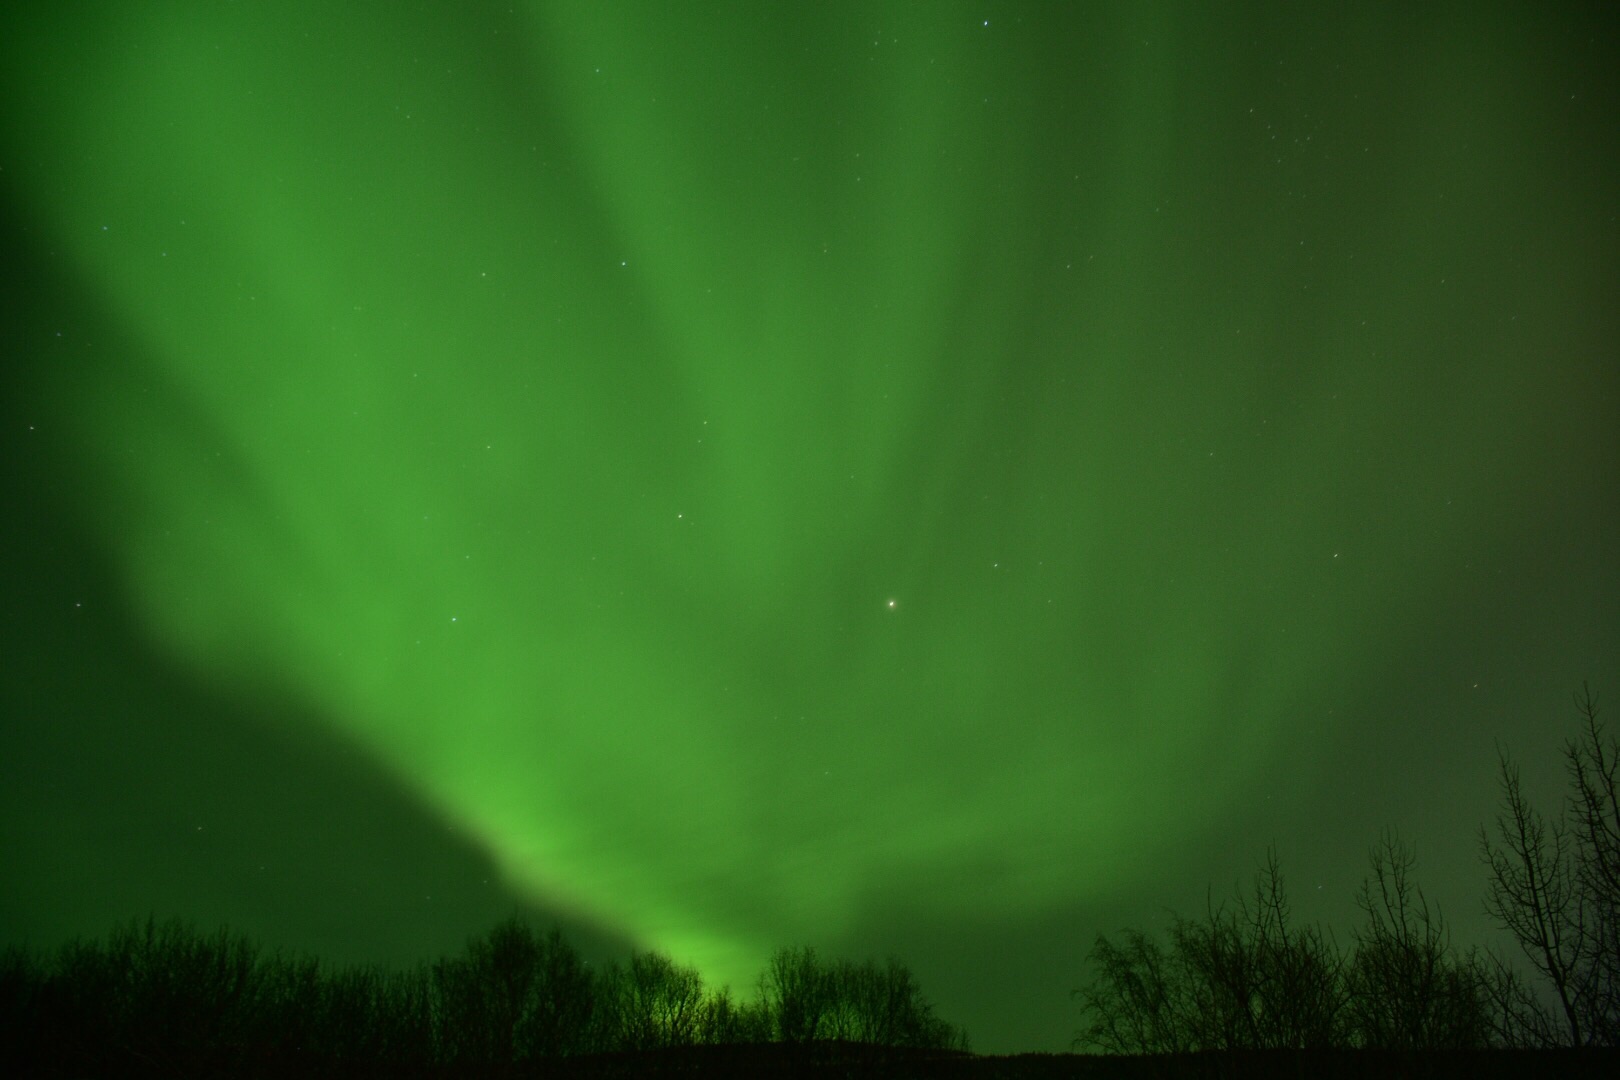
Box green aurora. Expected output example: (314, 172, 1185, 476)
(2, 1, 1615, 1052)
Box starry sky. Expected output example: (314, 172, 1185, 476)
(1, 0, 1615, 1054)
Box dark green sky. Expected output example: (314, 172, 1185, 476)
(1, 0, 1615, 1053)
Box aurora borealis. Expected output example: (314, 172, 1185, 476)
(1, 0, 1615, 1053)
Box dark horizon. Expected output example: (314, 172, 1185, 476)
(2, 0, 1616, 1056)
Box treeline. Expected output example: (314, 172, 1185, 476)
(1075, 684, 1619, 1053)
(0, 916, 966, 1077)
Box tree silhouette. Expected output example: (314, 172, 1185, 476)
(1075, 852, 1346, 1053)
(756, 944, 967, 1050)
(94, 917, 265, 1073)
(1076, 843, 1503, 1053)
(1073, 927, 1191, 1054)
(759, 945, 832, 1043)
(1345, 829, 1492, 1049)
(0, 914, 969, 1072)
(695, 982, 771, 1045)
(598, 948, 707, 1051)
(1480, 683, 1620, 1046)
(432, 915, 600, 1062)
(526, 925, 599, 1057)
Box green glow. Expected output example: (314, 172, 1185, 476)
(3, 1, 1614, 1028)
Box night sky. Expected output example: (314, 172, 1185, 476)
(1, 1, 1615, 1054)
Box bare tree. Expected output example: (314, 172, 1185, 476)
(593, 949, 706, 1051)
(759, 946, 832, 1043)
(1565, 684, 1620, 1043)
(833, 956, 968, 1049)
(1074, 852, 1345, 1053)
(431, 916, 601, 1061)
(1074, 927, 1192, 1054)
(756, 946, 967, 1050)
(1171, 852, 1347, 1050)
(525, 927, 597, 1057)
(1479, 748, 1583, 1044)
(696, 983, 770, 1045)
(1480, 684, 1620, 1045)
(1346, 829, 1491, 1049)
(1474, 946, 1562, 1048)
(1241, 851, 1347, 1049)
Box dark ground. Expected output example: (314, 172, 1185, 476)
(17, 1041, 1612, 1080)
(546, 1043, 1618, 1079)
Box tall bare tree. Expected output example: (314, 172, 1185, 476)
(758, 946, 832, 1044)
(1480, 684, 1619, 1045)
(1346, 830, 1491, 1049)
(1074, 852, 1346, 1053)
(596, 948, 706, 1051)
